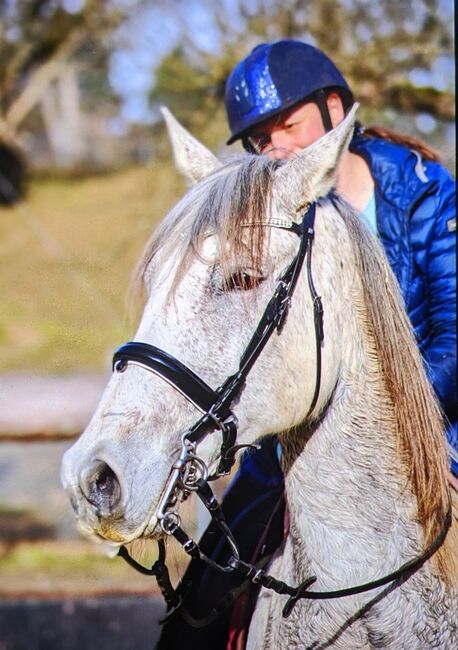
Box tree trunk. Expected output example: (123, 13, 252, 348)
(40, 65, 86, 168)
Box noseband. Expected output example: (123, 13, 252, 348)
(112, 200, 451, 624)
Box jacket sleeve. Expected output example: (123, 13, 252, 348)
(412, 166, 456, 420)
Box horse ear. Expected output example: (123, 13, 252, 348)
(161, 106, 221, 184)
(275, 103, 359, 211)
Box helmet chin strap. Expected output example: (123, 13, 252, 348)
(313, 89, 333, 132)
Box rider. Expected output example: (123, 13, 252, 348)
(157, 39, 457, 649)
(224, 39, 457, 478)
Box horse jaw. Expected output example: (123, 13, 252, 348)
(161, 106, 221, 183)
(274, 103, 359, 215)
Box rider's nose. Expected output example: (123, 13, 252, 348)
(81, 459, 122, 517)
(266, 132, 294, 160)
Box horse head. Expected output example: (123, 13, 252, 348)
(61, 105, 359, 546)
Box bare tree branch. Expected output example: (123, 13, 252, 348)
(2, 28, 86, 139)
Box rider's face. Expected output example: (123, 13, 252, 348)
(245, 94, 344, 160)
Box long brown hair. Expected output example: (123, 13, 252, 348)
(360, 123, 441, 162)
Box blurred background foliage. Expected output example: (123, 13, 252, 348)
(0, 0, 455, 373)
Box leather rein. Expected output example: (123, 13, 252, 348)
(112, 201, 451, 624)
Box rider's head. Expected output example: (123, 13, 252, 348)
(224, 40, 354, 158)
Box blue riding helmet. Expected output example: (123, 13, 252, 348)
(224, 40, 353, 145)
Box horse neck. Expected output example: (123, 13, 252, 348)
(281, 305, 423, 583)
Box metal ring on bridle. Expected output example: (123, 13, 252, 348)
(161, 511, 181, 534)
(178, 454, 208, 491)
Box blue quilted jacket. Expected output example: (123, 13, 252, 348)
(351, 132, 457, 470)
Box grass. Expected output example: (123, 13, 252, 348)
(0, 163, 185, 372)
(0, 540, 166, 597)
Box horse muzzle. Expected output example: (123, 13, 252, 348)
(61, 446, 163, 544)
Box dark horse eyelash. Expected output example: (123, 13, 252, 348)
(207, 264, 266, 295)
(222, 270, 266, 293)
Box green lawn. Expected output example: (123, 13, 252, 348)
(0, 539, 176, 596)
(0, 164, 184, 373)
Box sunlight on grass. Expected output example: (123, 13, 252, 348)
(0, 163, 184, 373)
(0, 535, 197, 597)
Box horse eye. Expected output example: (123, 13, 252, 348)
(223, 270, 265, 292)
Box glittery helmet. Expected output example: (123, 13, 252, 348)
(224, 40, 353, 145)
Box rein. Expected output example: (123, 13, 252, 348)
(111, 201, 451, 624)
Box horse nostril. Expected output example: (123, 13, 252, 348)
(95, 464, 117, 495)
(82, 460, 122, 516)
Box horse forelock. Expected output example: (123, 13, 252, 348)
(134, 154, 279, 300)
(331, 195, 453, 570)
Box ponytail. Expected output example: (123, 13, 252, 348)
(360, 124, 441, 162)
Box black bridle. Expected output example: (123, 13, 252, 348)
(112, 201, 451, 624)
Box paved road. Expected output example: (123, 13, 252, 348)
(0, 595, 166, 650)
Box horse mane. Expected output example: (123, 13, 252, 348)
(330, 194, 453, 570)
